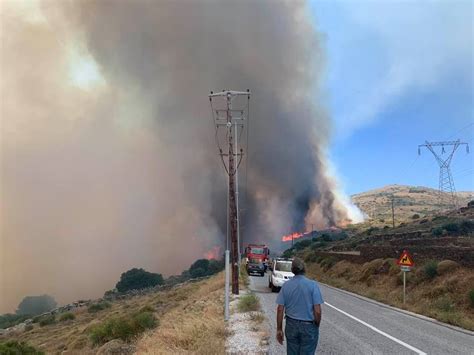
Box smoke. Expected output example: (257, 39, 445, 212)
(0, 0, 360, 313)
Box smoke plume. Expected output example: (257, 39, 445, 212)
(0, 0, 359, 313)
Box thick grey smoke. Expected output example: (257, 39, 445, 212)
(0, 0, 354, 313)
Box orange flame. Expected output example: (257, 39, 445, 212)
(204, 246, 221, 260)
(281, 232, 305, 242)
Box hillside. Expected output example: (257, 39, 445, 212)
(352, 184, 473, 226)
(0, 275, 225, 354)
(282, 199, 474, 330)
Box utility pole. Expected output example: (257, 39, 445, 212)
(209, 90, 250, 296)
(391, 196, 395, 228)
(418, 140, 469, 208)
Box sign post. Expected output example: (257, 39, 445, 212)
(396, 250, 414, 304)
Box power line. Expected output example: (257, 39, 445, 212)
(418, 140, 470, 208)
(209, 90, 250, 298)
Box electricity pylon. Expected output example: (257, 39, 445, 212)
(418, 140, 469, 208)
(209, 89, 250, 297)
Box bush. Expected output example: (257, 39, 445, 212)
(293, 239, 312, 251)
(0, 341, 44, 354)
(412, 214, 420, 219)
(320, 256, 336, 270)
(0, 314, 31, 330)
(459, 220, 474, 234)
(321, 234, 332, 242)
(88, 301, 111, 313)
(423, 261, 438, 280)
(432, 227, 443, 236)
(132, 311, 157, 330)
(59, 312, 75, 322)
(469, 289, 474, 308)
(436, 260, 459, 275)
(116, 268, 164, 293)
(304, 253, 319, 263)
(25, 324, 34, 332)
(16, 295, 57, 316)
(38, 314, 55, 327)
(89, 311, 157, 345)
(435, 296, 455, 312)
(238, 293, 260, 312)
(282, 249, 294, 259)
(442, 223, 460, 233)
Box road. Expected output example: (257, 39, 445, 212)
(249, 273, 474, 354)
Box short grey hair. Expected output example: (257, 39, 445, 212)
(291, 257, 305, 275)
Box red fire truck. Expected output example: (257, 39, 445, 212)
(245, 244, 270, 275)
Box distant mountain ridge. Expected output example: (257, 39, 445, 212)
(351, 184, 474, 223)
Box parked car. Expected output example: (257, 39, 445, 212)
(268, 258, 294, 292)
(246, 258, 265, 276)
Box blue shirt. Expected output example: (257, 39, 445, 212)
(276, 275, 324, 321)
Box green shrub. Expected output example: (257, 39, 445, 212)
(432, 227, 443, 236)
(459, 220, 474, 234)
(238, 293, 260, 312)
(320, 256, 336, 270)
(282, 249, 294, 258)
(88, 301, 111, 313)
(304, 253, 318, 263)
(321, 234, 332, 242)
(0, 314, 31, 330)
(293, 239, 312, 251)
(59, 312, 75, 322)
(442, 223, 460, 233)
(89, 311, 157, 345)
(469, 289, 474, 308)
(435, 296, 455, 312)
(132, 311, 157, 330)
(25, 324, 34, 331)
(0, 340, 44, 354)
(116, 268, 164, 292)
(423, 261, 438, 280)
(412, 214, 420, 219)
(38, 314, 55, 327)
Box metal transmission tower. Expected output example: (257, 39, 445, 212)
(418, 140, 469, 208)
(209, 89, 250, 296)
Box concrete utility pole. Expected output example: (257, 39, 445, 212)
(418, 140, 469, 208)
(209, 90, 250, 296)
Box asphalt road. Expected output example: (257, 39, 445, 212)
(249, 273, 474, 354)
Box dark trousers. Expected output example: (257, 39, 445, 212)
(285, 317, 319, 355)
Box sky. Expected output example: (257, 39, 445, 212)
(309, 0, 473, 195)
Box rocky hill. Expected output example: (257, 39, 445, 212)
(352, 184, 473, 226)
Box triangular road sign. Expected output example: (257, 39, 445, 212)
(397, 250, 414, 267)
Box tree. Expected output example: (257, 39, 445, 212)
(115, 268, 164, 293)
(189, 259, 210, 278)
(16, 295, 57, 316)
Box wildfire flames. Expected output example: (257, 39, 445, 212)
(204, 246, 221, 260)
(282, 232, 307, 242)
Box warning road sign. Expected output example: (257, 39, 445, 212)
(397, 250, 414, 267)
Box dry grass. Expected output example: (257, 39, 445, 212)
(135, 272, 225, 354)
(2, 275, 225, 354)
(307, 259, 474, 330)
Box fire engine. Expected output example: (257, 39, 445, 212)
(244, 244, 270, 275)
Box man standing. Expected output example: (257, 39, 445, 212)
(276, 257, 323, 354)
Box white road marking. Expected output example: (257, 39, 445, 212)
(325, 302, 427, 355)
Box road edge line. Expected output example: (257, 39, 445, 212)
(320, 282, 474, 336)
(325, 302, 427, 355)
